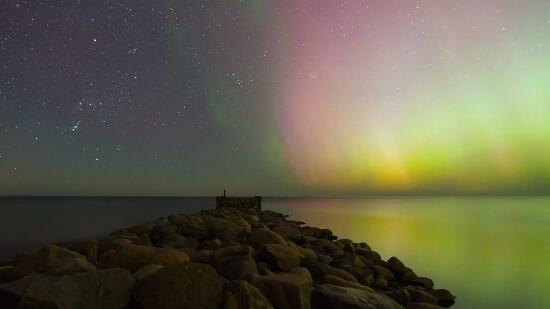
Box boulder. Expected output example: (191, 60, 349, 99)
(301, 259, 334, 281)
(10, 246, 96, 280)
(0, 268, 135, 309)
(334, 239, 355, 253)
(406, 286, 439, 304)
(248, 228, 287, 248)
(372, 265, 396, 281)
(399, 268, 417, 284)
(133, 264, 164, 281)
(406, 302, 444, 309)
(169, 214, 209, 238)
(272, 224, 302, 238)
(357, 249, 382, 264)
(0, 289, 59, 308)
(127, 222, 155, 235)
(288, 241, 317, 260)
(382, 289, 410, 306)
(204, 217, 243, 241)
(301, 227, 336, 240)
(245, 267, 313, 309)
(330, 266, 359, 283)
(428, 289, 456, 307)
(386, 257, 406, 275)
(311, 239, 340, 256)
(311, 284, 405, 309)
(224, 280, 273, 309)
(211, 245, 258, 280)
(99, 244, 189, 272)
(131, 262, 222, 309)
(411, 277, 434, 290)
(257, 244, 301, 272)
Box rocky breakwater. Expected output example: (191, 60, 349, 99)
(0, 202, 455, 309)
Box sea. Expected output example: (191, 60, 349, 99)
(1, 196, 549, 308)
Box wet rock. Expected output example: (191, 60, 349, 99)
(0, 268, 135, 309)
(248, 228, 287, 248)
(99, 244, 189, 272)
(211, 245, 258, 280)
(10, 246, 96, 280)
(312, 284, 404, 309)
(133, 264, 164, 281)
(428, 289, 456, 307)
(245, 267, 313, 309)
(223, 280, 273, 309)
(131, 262, 222, 309)
(257, 244, 300, 272)
(411, 277, 434, 290)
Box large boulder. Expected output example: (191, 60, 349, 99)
(257, 244, 301, 272)
(169, 214, 209, 239)
(0, 268, 135, 309)
(428, 289, 456, 307)
(288, 241, 317, 260)
(99, 244, 189, 272)
(0, 289, 59, 308)
(204, 217, 243, 241)
(271, 223, 301, 239)
(224, 280, 273, 309)
(130, 262, 222, 309)
(211, 245, 258, 280)
(410, 277, 434, 290)
(301, 227, 336, 240)
(9, 246, 96, 280)
(311, 239, 340, 256)
(334, 239, 355, 253)
(406, 286, 439, 305)
(133, 264, 164, 281)
(126, 222, 155, 235)
(245, 267, 313, 309)
(248, 228, 287, 248)
(386, 257, 406, 276)
(312, 284, 405, 309)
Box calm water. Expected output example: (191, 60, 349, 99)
(267, 197, 550, 309)
(1, 196, 549, 308)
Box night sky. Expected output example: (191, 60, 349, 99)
(2, 1, 550, 196)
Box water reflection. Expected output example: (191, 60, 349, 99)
(265, 197, 550, 308)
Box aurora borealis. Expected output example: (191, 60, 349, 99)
(1, 0, 550, 195)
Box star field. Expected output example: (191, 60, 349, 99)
(2, 1, 550, 195)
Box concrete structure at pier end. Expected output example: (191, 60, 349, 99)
(216, 190, 262, 211)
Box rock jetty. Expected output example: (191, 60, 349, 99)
(0, 197, 455, 309)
